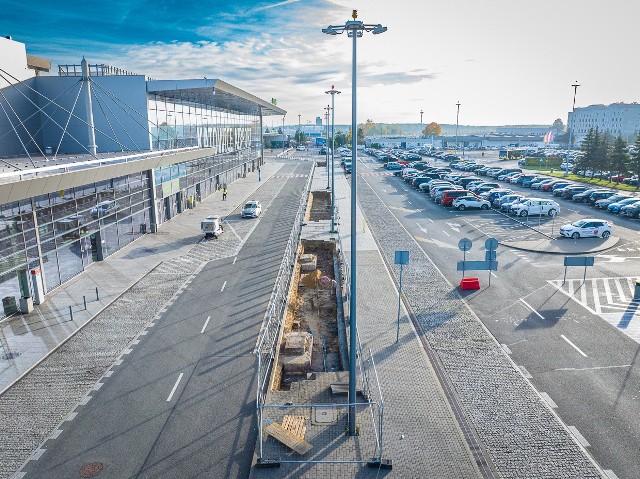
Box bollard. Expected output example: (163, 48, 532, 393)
(83, 295, 87, 310)
(69, 305, 73, 321)
(96, 287, 99, 301)
(635, 280, 640, 301)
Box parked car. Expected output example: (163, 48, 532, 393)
(440, 189, 472, 206)
(594, 194, 632, 209)
(482, 188, 513, 204)
(522, 176, 544, 188)
(385, 162, 403, 170)
(549, 182, 572, 193)
(452, 195, 491, 211)
(559, 219, 612, 239)
(434, 186, 463, 202)
(457, 177, 482, 188)
(530, 179, 556, 190)
(572, 188, 611, 203)
(241, 200, 262, 218)
(588, 190, 616, 204)
(562, 186, 589, 199)
(621, 202, 640, 218)
(469, 182, 499, 193)
(496, 194, 525, 211)
(607, 197, 640, 214)
(510, 198, 560, 217)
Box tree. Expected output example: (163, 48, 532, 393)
(609, 135, 629, 177)
(594, 130, 611, 175)
(295, 131, 307, 143)
(552, 118, 565, 134)
(361, 119, 375, 137)
(334, 131, 348, 147)
(422, 122, 442, 137)
(345, 127, 365, 146)
(628, 134, 640, 188)
(578, 128, 597, 173)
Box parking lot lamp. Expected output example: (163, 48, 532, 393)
(323, 10, 387, 436)
(420, 109, 424, 125)
(565, 82, 580, 178)
(325, 86, 341, 233)
(455, 101, 462, 158)
(324, 105, 331, 188)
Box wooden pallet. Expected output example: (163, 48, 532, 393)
(265, 415, 312, 455)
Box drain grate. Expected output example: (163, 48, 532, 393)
(80, 462, 104, 477)
(1, 351, 20, 361)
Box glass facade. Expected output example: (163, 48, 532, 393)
(0, 172, 152, 312)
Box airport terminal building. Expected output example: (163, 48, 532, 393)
(0, 37, 285, 316)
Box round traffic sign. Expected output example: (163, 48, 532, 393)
(458, 238, 472, 252)
(485, 237, 499, 251)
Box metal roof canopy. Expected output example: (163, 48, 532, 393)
(146, 79, 286, 116)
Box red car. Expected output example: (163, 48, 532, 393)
(610, 174, 625, 182)
(441, 189, 472, 206)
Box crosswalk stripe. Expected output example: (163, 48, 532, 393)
(614, 279, 627, 303)
(580, 281, 588, 307)
(603, 278, 613, 304)
(592, 279, 601, 313)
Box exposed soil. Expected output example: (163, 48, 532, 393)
(308, 191, 331, 221)
(277, 241, 340, 390)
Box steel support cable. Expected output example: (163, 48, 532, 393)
(54, 81, 84, 158)
(0, 71, 100, 159)
(0, 68, 124, 153)
(90, 80, 181, 147)
(0, 76, 80, 146)
(92, 85, 141, 152)
(0, 89, 41, 167)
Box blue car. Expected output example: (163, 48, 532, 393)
(607, 197, 640, 213)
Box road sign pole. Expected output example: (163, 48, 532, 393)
(396, 263, 403, 343)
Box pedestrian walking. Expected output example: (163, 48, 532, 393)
(222, 187, 227, 201)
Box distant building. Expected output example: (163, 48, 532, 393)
(569, 103, 640, 144)
(315, 116, 322, 126)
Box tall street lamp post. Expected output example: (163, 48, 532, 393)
(455, 101, 461, 157)
(325, 86, 341, 233)
(565, 82, 580, 178)
(420, 109, 424, 125)
(323, 10, 387, 436)
(282, 116, 285, 155)
(324, 105, 331, 188)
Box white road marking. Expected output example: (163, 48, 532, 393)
(491, 272, 497, 278)
(428, 218, 434, 223)
(568, 426, 590, 447)
(233, 256, 238, 264)
(540, 392, 558, 408)
(407, 201, 412, 205)
(603, 469, 621, 479)
(442, 230, 450, 236)
(167, 373, 184, 402)
(603, 278, 613, 304)
(501, 344, 512, 354)
(519, 298, 545, 319)
(555, 364, 630, 372)
(416, 223, 427, 233)
(518, 365, 533, 378)
(592, 279, 601, 314)
(201, 316, 211, 334)
(382, 189, 387, 193)
(221, 281, 227, 292)
(561, 334, 588, 357)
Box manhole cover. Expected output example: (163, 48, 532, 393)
(1, 351, 20, 361)
(80, 462, 104, 477)
(312, 406, 336, 424)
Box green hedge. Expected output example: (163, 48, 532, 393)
(523, 157, 563, 168)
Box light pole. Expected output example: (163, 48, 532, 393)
(323, 10, 387, 436)
(282, 116, 285, 154)
(565, 82, 580, 178)
(420, 109, 424, 125)
(298, 113, 301, 145)
(325, 86, 341, 233)
(455, 101, 461, 157)
(324, 105, 331, 188)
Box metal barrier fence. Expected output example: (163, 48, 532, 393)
(255, 161, 315, 403)
(255, 176, 386, 465)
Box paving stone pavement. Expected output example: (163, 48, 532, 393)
(0, 159, 309, 479)
(356, 174, 603, 478)
(251, 165, 483, 479)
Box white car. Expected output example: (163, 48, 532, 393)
(241, 200, 262, 218)
(560, 219, 612, 239)
(296, 145, 306, 151)
(510, 198, 559, 217)
(452, 195, 491, 211)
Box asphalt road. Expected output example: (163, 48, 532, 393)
(356, 152, 640, 479)
(21, 162, 311, 479)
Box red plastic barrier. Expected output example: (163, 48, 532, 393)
(460, 277, 480, 290)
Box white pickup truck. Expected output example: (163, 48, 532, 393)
(201, 215, 223, 238)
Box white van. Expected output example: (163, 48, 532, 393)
(201, 215, 224, 238)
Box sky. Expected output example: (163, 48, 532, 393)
(1, 0, 639, 127)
